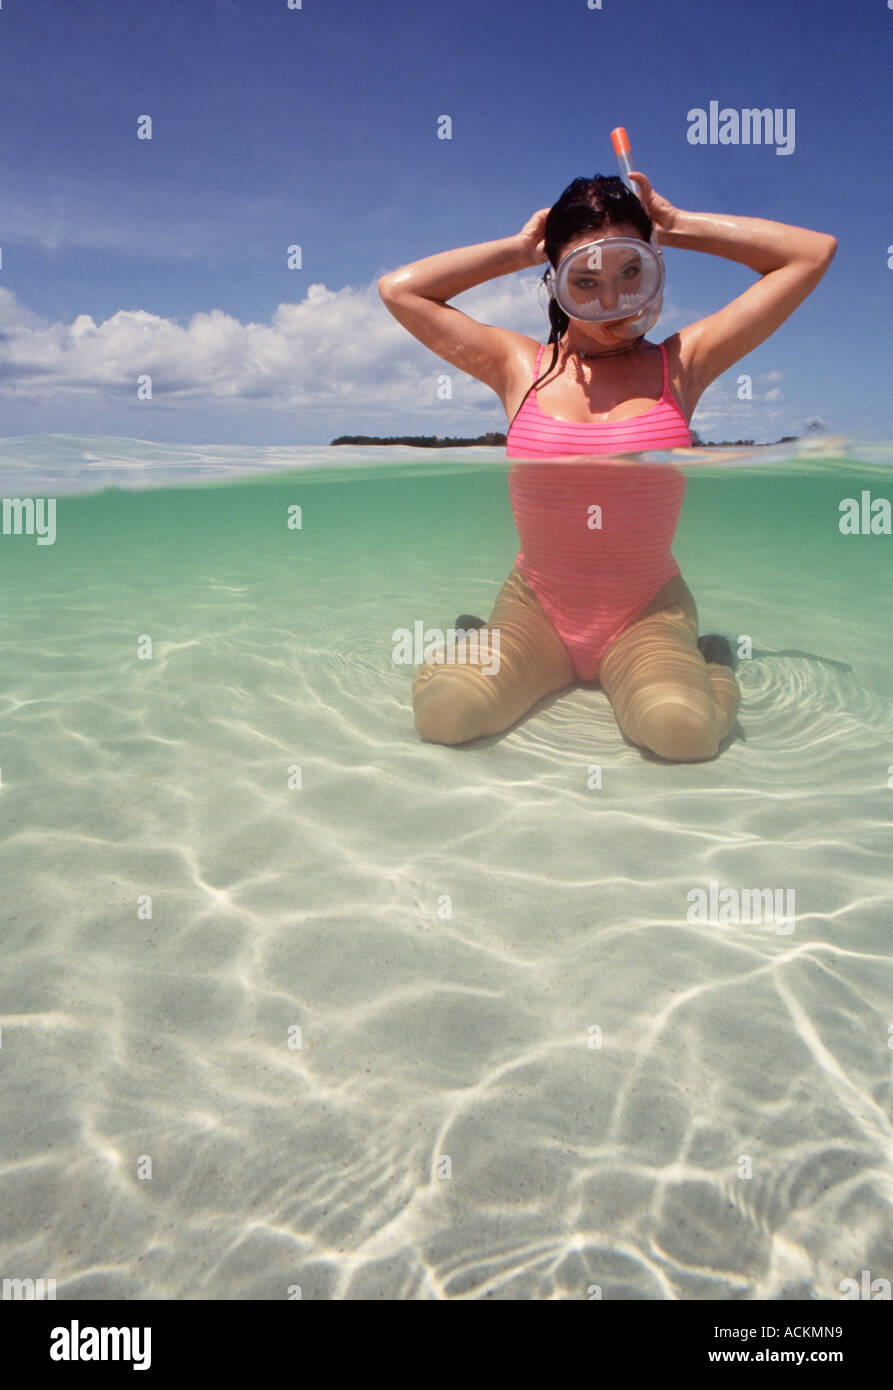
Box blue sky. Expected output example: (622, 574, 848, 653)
(0, 0, 890, 445)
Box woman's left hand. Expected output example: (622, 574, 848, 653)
(628, 171, 680, 240)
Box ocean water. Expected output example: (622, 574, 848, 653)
(1, 434, 891, 1301)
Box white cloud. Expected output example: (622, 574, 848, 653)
(0, 276, 552, 410)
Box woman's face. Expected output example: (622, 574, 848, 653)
(555, 221, 653, 346)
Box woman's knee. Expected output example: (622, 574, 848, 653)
(412, 666, 494, 745)
(414, 686, 478, 744)
(636, 699, 720, 762)
(409, 602, 573, 746)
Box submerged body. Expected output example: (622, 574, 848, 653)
(411, 331, 728, 759)
(506, 342, 689, 682)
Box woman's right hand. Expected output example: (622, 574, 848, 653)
(514, 208, 551, 266)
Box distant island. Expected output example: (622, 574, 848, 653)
(330, 432, 802, 448)
(691, 434, 800, 447)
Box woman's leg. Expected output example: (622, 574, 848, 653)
(413, 568, 575, 745)
(597, 575, 741, 762)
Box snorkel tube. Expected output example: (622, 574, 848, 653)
(610, 126, 637, 194)
(608, 126, 664, 339)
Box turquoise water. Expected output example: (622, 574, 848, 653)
(1, 435, 891, 1299)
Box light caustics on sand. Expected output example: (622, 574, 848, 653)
(0, 435, 891, 1299)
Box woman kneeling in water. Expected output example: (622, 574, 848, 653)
(378, 171, 836, 761)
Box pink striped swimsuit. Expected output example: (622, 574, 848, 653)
(504, 341, 691, 681)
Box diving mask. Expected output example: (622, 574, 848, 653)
(544, 234, 665, 338)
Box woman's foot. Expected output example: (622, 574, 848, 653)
(697, 633, 737, 670)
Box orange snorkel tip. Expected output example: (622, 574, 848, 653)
(610, 126, 638, 198)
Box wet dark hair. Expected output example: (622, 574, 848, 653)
(512, 175, 654, 421)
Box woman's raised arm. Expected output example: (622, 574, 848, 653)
(630, 171, 837, 405)
(377, 211, 549, 395)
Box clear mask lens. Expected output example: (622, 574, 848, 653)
(547, 237, 664, 326)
